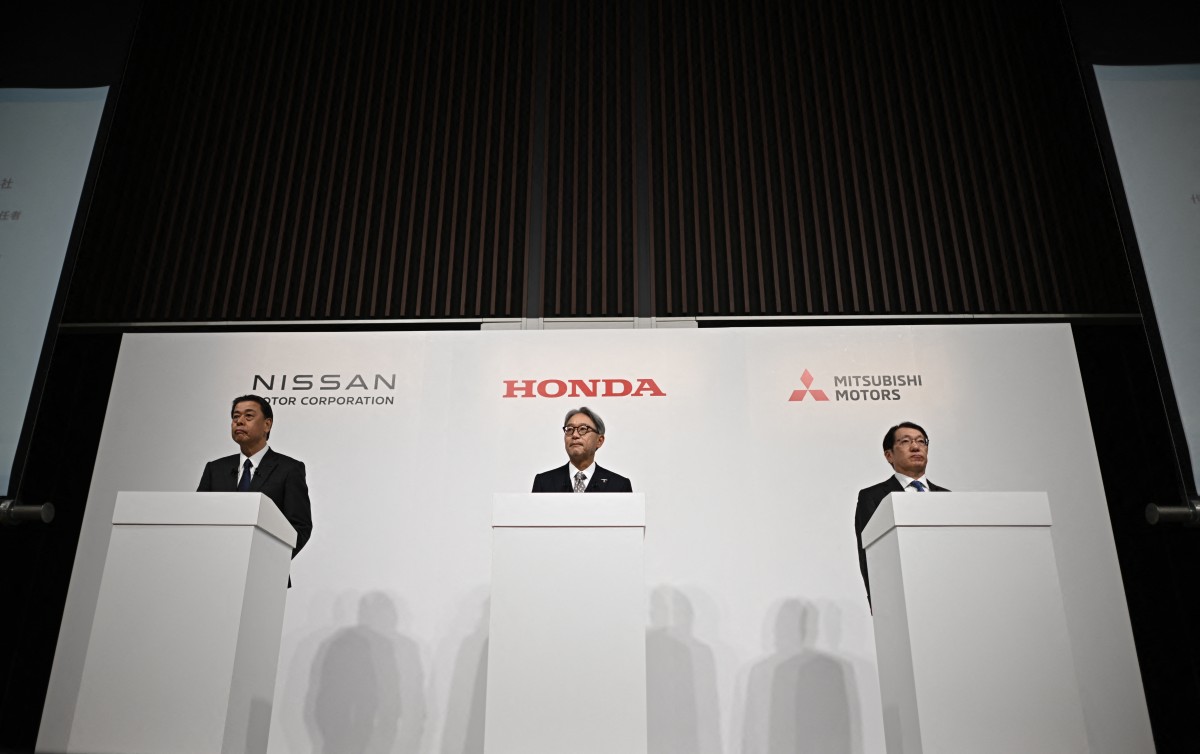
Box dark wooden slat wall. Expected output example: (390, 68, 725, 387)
(645, 0, 1134, 316)
(542, 1, 638, 318)
(67, 0, 536, 322)
(63, 0, 1135, 323)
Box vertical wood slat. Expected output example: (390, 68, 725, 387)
(240, 0, 302, 319)
(540, 0, 636, 318)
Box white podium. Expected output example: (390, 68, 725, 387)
(863, 492, 1089, 754)
(63, 491, 296, 754)
(485, 493, 647, 754)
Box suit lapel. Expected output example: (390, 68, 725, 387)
(222, 457, 242, 492)
(585, 465, 609, 492)
(557, 464, 574, 492)
(251, 450, 277, 492)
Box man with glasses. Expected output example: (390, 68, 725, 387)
(854, 421, 949, 607)
(532, 407, 633, 493)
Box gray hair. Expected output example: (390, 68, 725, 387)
(564, 406, 605, 435)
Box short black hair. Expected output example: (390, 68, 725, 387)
(232, 395, 273, 422)
(883, 421, 927, 451)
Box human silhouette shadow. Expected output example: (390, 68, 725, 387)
(440, 596, 490, 754)
(741, 599, 860, 754)
(305, 591, 426, 753)
(646, 586, 722, 754)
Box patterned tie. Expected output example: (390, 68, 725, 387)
(238, 459, 253, 492)
(910, 479, 926, 492)
(573, 471, 587, 493)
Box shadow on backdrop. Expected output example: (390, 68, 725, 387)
(304, 591, 426, 753)
(646, 585, 722, 754)
(440, 597, 490, 754)
(741, 599, 861, 754)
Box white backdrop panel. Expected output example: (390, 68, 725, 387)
(40, 324, 1152, 754)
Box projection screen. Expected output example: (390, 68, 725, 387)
(0, 87, 108, 495)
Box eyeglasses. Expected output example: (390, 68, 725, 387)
(563, 425, 598, 437)
(894, 437, 929, 449)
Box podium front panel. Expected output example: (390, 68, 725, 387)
(64, 492, 292, 754)
(866, 492, 1089, 754)
(485, 493, 647, 754)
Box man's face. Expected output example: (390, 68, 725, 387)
(231, 401, 272, 452)
(884, 426, 928, 479)
(563, 413, 604, 467)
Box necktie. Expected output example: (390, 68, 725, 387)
(910, 479, 926, 492)
(574, 471, 587, 493)
(238, 459, 253, 492)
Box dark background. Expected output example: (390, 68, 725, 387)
(2, 0, 1197, 750)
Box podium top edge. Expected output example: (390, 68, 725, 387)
(112, 491, 298, 547)
(862, 492, 1051, 549)
(492, 493, 645, 527)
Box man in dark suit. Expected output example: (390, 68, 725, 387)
(197, 395, 313, 562)
(532, 407, 633, 493)
(854, 421, 948, 607)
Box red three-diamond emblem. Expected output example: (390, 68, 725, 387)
(789, 369, 829, 401)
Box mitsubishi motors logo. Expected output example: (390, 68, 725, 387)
(788, 369, 829, 401)
(788, 368, 925, 402)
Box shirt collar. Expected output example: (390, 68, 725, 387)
(570, 460, 595, 479)
(241, 445, 270, 469)
(894, 470, 928, 490)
